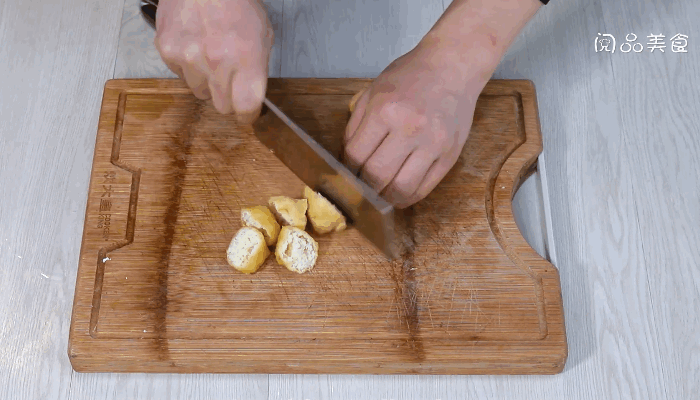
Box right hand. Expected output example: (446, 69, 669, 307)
(155, 0, 274, 123)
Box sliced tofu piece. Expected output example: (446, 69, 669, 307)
(241, 205, 281, 246)
(275, 226, 319, 274)
(268, 196, 308, 229)
(226, 227, 270, 274)
(304, 186, 347, 234)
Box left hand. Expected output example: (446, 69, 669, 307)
(344, 39, 495, 209)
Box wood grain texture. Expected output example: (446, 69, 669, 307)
(113, 0, 176, 79)
(597, 1, 700, 397)
(68, 78, 566, 374)
(0, 0, 125, 399)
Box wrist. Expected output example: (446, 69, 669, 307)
(419, 0, 542, 83)
(417, 31, 501, 88)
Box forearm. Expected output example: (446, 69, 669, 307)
(420, 0, 542, 82)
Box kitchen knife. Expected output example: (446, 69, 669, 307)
(253, 98, 400, 260)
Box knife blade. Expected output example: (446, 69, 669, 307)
(252, 97, 400, 260)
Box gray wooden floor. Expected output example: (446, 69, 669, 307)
(1, 0, 698, 398)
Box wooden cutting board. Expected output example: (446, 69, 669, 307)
(68, 78, 567, 374)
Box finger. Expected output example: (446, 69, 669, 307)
(164, 60, 186, 80)
(154, 36, 185, 78)
(206, 58, 236, 114)
(380, 150, 438, 208)
(389, 125, 468, 208)
(358, 129, 417, 193)
(343, 114, 390, 173)
(394, 148, 464, 209)
(202, 36, 239, 114)
(344, 87, 371, 144)
(204, 35, 270, 116)
(404, 128, 469, 207)
(399, 157, 453, 208)
(181, 64, 211, 99)
(179, 43, 212, 99)
(230, 67, 268, 125)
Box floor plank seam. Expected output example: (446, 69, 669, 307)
(112, 0, 130, 80)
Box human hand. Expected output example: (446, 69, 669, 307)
(344, 41, 494, 208)
(344, 0, 541, 208)
(154, 0, 274, 123)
